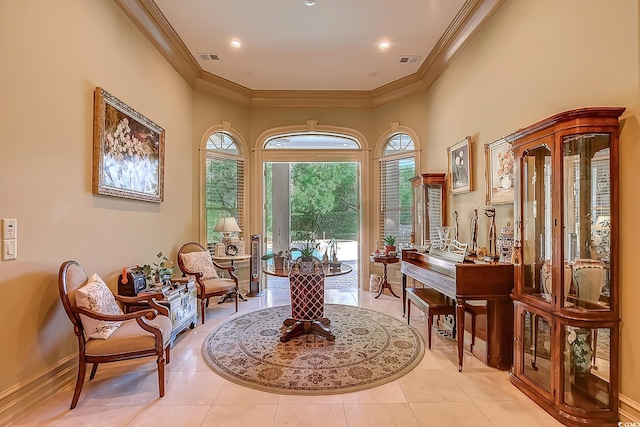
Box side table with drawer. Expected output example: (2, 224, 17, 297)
(121, 279, 198, 346)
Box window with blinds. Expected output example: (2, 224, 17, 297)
(379, 135, 416, 247)
(205, 132, 245, 244)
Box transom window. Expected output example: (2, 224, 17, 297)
(265, 133, 359, 149)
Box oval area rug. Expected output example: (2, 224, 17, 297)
(201, 304, 425, 394)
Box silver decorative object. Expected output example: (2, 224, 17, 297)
(496, 221, 514, 263)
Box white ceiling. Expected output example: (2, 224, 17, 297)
(115, 0, 504, 106)
(154, 0, 466, 91)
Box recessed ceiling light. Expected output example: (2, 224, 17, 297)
(378, 41, 390, 50)
(304, 0, 316, 6)
(230, 39, 242, 48)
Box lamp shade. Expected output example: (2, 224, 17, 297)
(214, 217, 242, 233)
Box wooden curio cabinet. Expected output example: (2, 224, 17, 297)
(506, 107, 624, 426)
(411, 173, 446, 246)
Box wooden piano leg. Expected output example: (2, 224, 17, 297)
(402, 273, 407, 316)
(456, 298, 465, 372)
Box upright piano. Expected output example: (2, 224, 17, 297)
(401, 248, 514, 371)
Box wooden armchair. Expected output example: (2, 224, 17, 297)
(177, 241, 239, 324)
(58, 260, 172, 409)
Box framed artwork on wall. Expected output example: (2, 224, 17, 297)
(485, 137, 514, 205)
(447, 136, 472, 194)
(92, 87, 165, 203)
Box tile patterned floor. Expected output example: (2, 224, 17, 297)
(11, 280, 563, 427)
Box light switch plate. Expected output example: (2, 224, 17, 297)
(2, 219, 17, 239)
(3, 239, 17, 260)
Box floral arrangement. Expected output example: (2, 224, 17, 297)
(496, 149, 514, 179)
(105, 117, 156, 162)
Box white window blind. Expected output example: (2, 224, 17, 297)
(379, 155, 415, 247)
(205, 153, 245, 243)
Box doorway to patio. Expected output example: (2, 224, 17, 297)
(263, 161, 360, 290)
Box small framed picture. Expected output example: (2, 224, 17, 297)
(485, 137, 515, 205)
(447, 136, 472, 194)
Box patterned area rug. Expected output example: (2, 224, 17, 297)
(202, 304, 424, 394)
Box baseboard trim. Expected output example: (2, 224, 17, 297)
(0, 354, 76, 426)
(620, 394, 640, 423)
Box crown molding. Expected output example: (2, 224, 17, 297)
(114, 0, 505, 109)
(251, 90, 373, 109)
(193, 72, 253, 107)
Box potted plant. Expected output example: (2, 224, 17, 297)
(261, 250, 286, 270)
(290, 231, 320, 262)
(384, 235, 397, 254)
(133, 251, 174, 286)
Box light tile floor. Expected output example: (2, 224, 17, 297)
(11, 280, 563, 427)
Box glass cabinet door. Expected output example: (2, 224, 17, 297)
(426, 182, 443, 241)
(413, 185, 425, 246)
(563, 325, 612, 410)
(521, 145, 553, 301)
(521, 309, 552, 394)
(562, 134, 611, 311)
(412, 174, 445, 248)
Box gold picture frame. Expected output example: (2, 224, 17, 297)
(447, 136, 472, 194)
(485, 137, 514, 205)
(92, 87, 165, 203)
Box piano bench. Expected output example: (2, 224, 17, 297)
(406, 287, 456, 350)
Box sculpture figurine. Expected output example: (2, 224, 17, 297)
(484, 207, 497, 259)
(470, 208, 479, 254)
(452, 211, 459, 241)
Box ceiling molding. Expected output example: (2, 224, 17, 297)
(113, 0, 505, 109)
(417, 0, 505, 89)
(193, 72, 253, 107)
(113, 0, 200, 85)
(251, 91, 373, 109)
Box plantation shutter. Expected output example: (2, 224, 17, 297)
(379, 155, 415, 247)
(205, 153, 245, 243)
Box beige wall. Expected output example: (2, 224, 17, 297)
(412, 0, 640, 406)
(1, 0, 639, 418)
(0, 0, 194, 392)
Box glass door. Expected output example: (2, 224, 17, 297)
(520, 144, 553, 303)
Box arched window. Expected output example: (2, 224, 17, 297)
(264, 132, 359, 149)
(205, 131, 245, 244)
(378, 132, 417, 247)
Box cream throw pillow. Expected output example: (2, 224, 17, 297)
(76, 273, 124, 339)
(179, 251, 219, 279)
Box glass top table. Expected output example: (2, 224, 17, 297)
(263, 262, 353, 278)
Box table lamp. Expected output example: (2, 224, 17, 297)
(215, 217, 242, 243)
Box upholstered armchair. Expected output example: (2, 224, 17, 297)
(58, 260, 172, 409)
(177, 241, 239, 324)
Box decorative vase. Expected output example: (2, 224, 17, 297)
(501, 175, 512, 190)
(572, 259, 604, 304)
(571, 328, 592, 376)
(274, 256, 285, 270)
(384, 245, 396, 255)
(541, 259, 552, 296)
(369, 274, 382, 292)
(496, 222, 514, 263)
(540, 260, 573, 302)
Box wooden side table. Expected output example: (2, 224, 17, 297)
(372, 255, 400, 298)
(212, 254, 251, 302)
